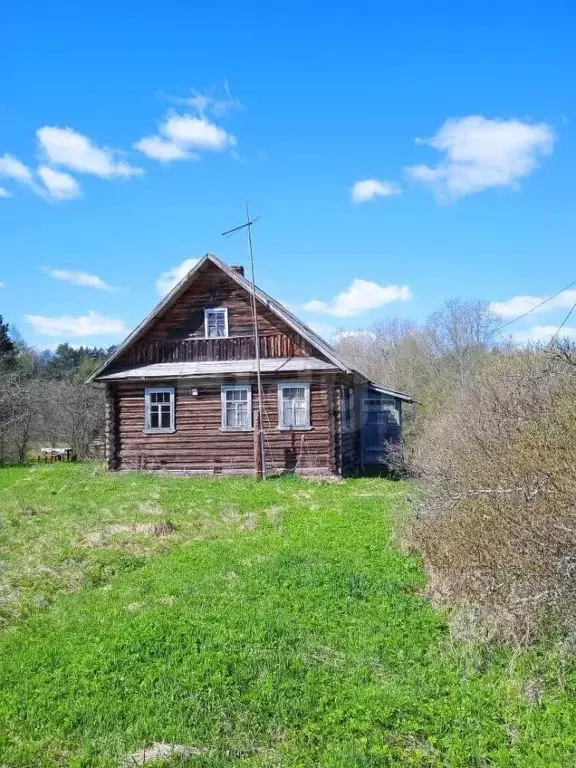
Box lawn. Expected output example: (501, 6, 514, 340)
(0, 463, 574, 767)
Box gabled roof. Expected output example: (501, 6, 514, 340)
(87, 253, 412, 402)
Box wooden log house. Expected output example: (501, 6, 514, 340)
(88, 254, 412, 476)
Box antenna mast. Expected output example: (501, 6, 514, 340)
(222, 205, 265, 478)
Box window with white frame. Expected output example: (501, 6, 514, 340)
(340, 387, 355, 432)
(278, 382, 310, 429)
(221, 385, 252, 430)
(145, 387, 175, 433)
(204, 308, 228, 338)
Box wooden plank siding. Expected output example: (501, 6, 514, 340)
(110, 373, 337, 474)
(123, 333, 311, 367)
(113, 261, 320, 369)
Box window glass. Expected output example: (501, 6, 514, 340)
(341, 388, 354, 431)
(279, 384, 309, 428)
(222, 386, 251, 429)
(145, 388, 174, 432)
(206, 309, 228, 337)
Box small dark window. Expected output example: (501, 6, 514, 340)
(204, 308, 228, 338)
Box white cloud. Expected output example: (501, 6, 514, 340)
(180, 84, 243, 118)
(306, 321, 337, 340)
(0, 187, 10, 198)
(156, 258, 200, 296)
(25, 310, 127, 337)
(135, 111, 236, 163)
(37, 166, 82, 200)
(133, 136, 194, 163)
(37, 126, 143, 179)
(163, 114, 236, 150)
(511, 325, 576, 344)
(0, 153, 82, 201)
(42, 267, 116, 291)
(351, 179, 401, 203)
(0, 153, 35, 188)
(333, 329, 377, 341)
(405, 116, 555, 200)
(490, 289, 576, 318)
(304, 279, 413, 317)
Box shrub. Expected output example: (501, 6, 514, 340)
(406, 348, 576, 642)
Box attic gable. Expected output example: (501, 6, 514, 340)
(88, 254, 351, 382)
(131, 260, 300, 345)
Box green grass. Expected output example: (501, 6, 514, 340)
(0, 464, 574, 767)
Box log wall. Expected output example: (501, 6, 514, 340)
(110, 373, 338, 474)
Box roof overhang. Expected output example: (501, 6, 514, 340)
(98, 357, 340, 381)
(365, 382, 413, 403)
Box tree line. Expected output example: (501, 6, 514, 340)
(0, 315, 113, 463)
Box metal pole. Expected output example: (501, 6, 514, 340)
(245, 202, 266, 478)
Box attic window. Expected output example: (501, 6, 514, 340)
(204, 308, 228, 338)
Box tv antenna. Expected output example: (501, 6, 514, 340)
(222, 203, 265, 478)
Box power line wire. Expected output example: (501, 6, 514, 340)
(551, 297, 576, 341)
(494, 281, 575, 334)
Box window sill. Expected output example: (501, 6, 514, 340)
(277, 426, 313, 432)
(220, 427, 254, 432)
(144, 429, 176, 435)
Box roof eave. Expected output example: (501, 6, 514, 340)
(366, 381, 414, 403)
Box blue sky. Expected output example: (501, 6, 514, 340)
(1, 1, 575, 348)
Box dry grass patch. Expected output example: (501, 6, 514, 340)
(120, 742, 208, 766)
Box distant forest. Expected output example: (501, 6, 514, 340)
(0, 314, 114, 462)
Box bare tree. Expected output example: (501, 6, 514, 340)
(406, 348, 576, 641)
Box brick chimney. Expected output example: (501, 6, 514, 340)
(231, 265, 245, 276)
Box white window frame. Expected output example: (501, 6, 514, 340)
(144, 386, 175, 434)
(221, 384, 253, 431)
(204, 307, 229, 338)
(277, 381, 311, 431)
(340, 387, 355, 432)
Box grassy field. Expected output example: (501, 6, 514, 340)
(0, 464, 574, 767)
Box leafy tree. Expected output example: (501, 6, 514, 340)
(0, 315, 15, 359)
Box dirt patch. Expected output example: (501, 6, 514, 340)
(120, 742, 207, 766)
(157, 595, 175, 606)
(264, 505, 284, 520)
(78, 521, 176, 548)
(125, 602, 144, 612)
(19, 505, 43, 516)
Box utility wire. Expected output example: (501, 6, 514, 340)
(551, 297, 576, 341)
(494, 281, 575, 334)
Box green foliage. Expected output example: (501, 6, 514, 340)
(0, 464, 574, 766)
(0, 314, 16, 361)
(46, 342, 113, 379)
